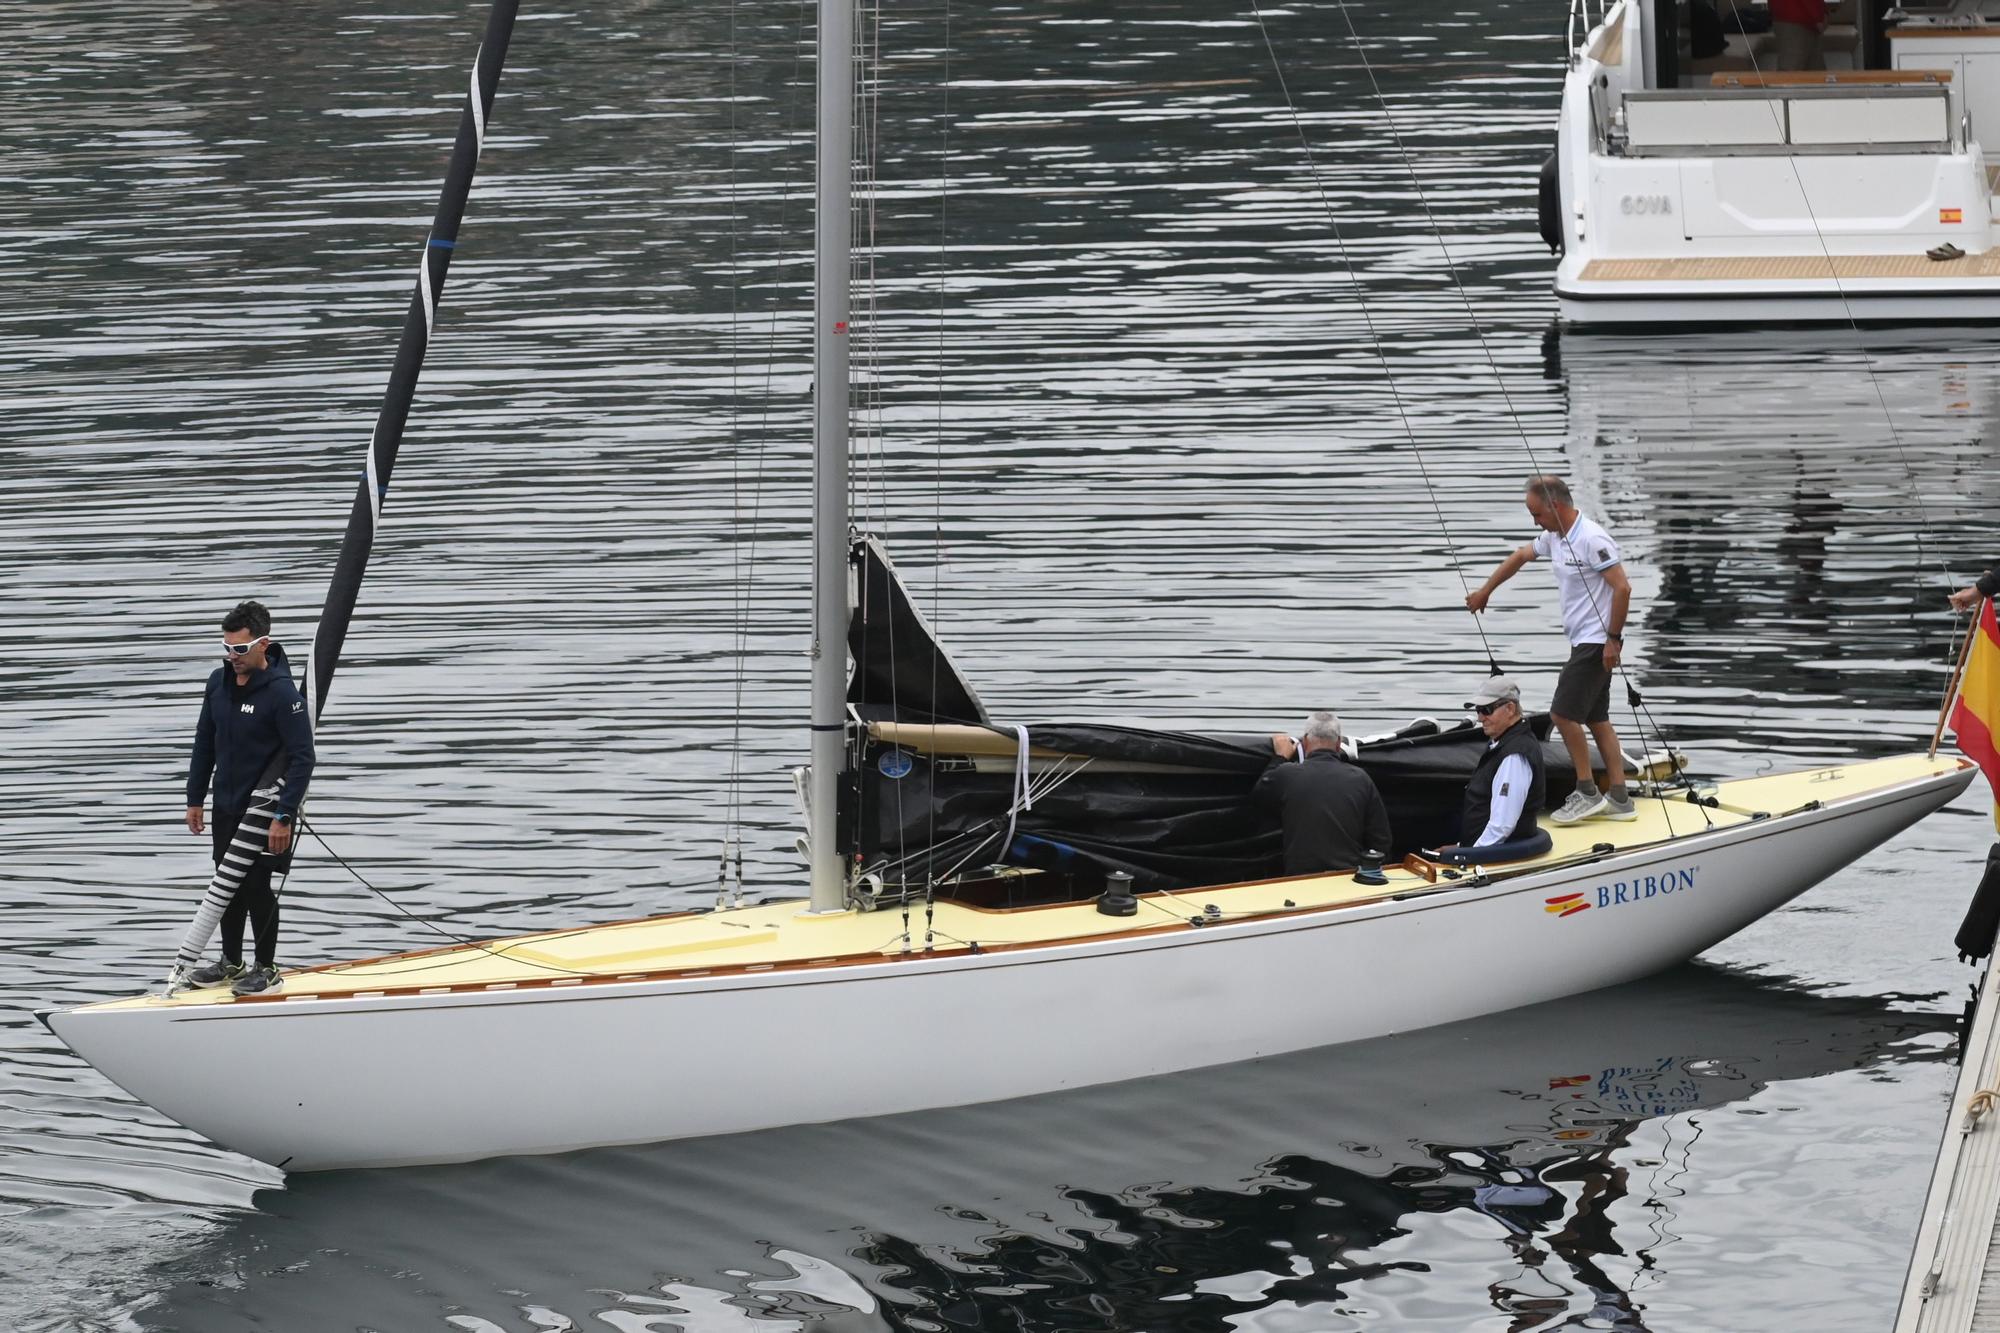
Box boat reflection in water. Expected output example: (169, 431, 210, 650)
(128, 961, 1952, 1333)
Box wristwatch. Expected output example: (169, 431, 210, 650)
(272, 812, 293, 824)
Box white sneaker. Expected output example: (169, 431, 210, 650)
(1602, 794, 1639, 822)
(1551, 789, 1608, 824)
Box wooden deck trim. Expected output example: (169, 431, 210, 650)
(220, 841, 1682, 1006)
(1577, 252, 2000, 283)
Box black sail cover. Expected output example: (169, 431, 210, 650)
(843, 541, 1576, 892)
(849, 536, 988, 726)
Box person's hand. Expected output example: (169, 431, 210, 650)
(1465, 589, 1491, 614)
(1271, 733, 1298, 760)
(267, 819, 292, 854)
(1951, 585, 1983, 613)
(186, 806, 203, 834)
(1603, 640, 1623, 670)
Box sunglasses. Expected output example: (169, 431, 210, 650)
(1471, 700, 1512, 717)
(220, 635, 270, 657)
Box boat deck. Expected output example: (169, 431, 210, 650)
(1578, 254, 2000, 283)
(106, 754, 1962, 1012)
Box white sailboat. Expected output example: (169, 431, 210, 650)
(44, 0, 1975, 1172)
(1551, 0, 2000, 323)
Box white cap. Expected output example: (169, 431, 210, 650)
(1465, 675, 1522, 708)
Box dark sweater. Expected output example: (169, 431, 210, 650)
(1253, 749, 1394, 875)
(187, 643, 315, 817)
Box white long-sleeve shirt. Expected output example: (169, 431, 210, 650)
(1473, 753, 1533, 847)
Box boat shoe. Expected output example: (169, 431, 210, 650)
(232, 964, 283, 997)
(1551, 789, 1608, 823)
(187, 959, 245, 988)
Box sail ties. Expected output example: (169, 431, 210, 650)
(1002, 724, 1034, 860)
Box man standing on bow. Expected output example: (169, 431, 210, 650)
(1465, 475, 1637, 824)
(184, 600, 315, 996)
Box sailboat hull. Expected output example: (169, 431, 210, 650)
(44, 762, 1972, 1172)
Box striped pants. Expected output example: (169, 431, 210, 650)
(173, 804, 287, 970)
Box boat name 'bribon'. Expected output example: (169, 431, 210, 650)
(1544, 864, 1699, 919)
(1595, 864, 1698, 909)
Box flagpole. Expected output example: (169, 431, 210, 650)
(1932, 599, 1987, 760)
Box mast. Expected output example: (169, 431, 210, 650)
(306, 0, 521, 726)
(808, 0, 854, 911)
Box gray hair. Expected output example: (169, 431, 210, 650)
(1526, 474, 1572, 508)
(1302, 711, 1344, 748)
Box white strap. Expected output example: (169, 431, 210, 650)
(1003, 724, 1032, 857)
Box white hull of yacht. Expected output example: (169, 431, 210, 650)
(1551, 1, 2000, 326)
(46, 764, 1970, 1171)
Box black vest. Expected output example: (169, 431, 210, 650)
(1461, 720, 1546, 844)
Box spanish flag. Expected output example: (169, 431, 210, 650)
(1953, 598, 2000, 832)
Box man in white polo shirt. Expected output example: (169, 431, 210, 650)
(1464, 475, 1637, 823)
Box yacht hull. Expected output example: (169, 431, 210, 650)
(45, 763, 1972, 1171)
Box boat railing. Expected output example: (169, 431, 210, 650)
(1567, 0, 1609, 60)
(1611, 82, 1957, 158)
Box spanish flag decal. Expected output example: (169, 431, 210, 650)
(1952, 597, 2000, 832)
(1943, 207, 1964, 224)
(1545, 892, 1590, 918)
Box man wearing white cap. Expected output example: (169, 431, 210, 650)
(1465, 475, 1636, 824)
(1436, 675, 1553, 867)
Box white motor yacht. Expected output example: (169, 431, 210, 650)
(1550, 0, 2000, 323)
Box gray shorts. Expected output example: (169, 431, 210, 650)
(1552, 642, 1612, 724)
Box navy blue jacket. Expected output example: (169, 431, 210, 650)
(187, 643, 316, 818)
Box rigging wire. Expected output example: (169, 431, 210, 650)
(925, 0, 954, 949)
(299, 818, 717, 980)
(724, 0, 819, 904)
(841, 0, 917, 940)
(721, 0, 745, 909)
(1705, 12, 1969, 704)
(867, 755, 1097, 889)
(1241, 0, 1502, 679)
(1272, 0, 1694, 827)
(1558, 8, 1969, 767)
(856, 0, 884, 530)
(1706, 51, 1961, 592)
